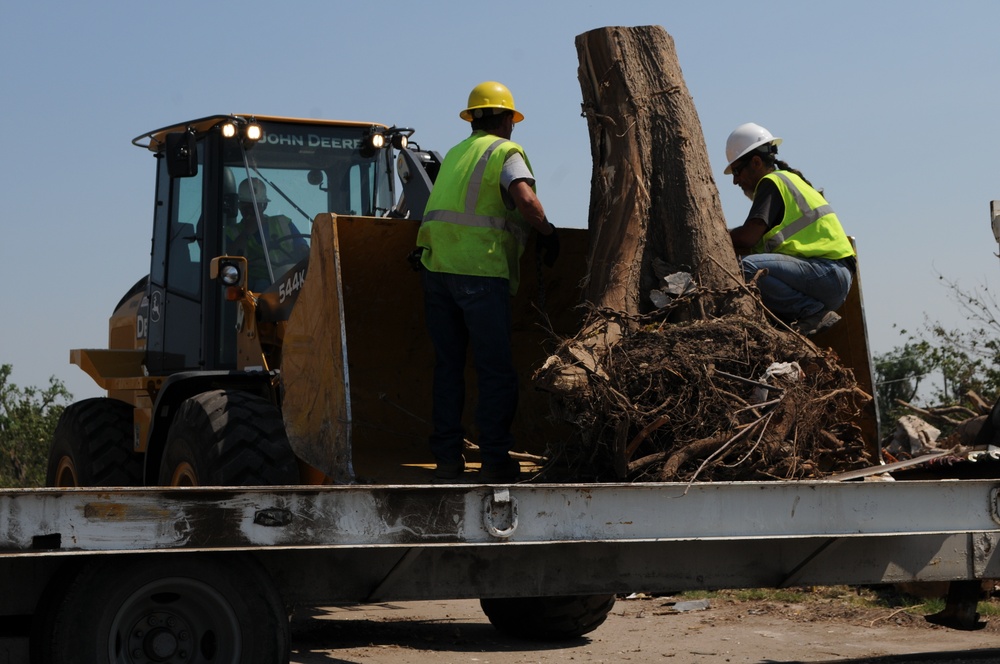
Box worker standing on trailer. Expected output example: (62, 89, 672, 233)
(725, 123, 856, 335)
(416, 80, 560, 483)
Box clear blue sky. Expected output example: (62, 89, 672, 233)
(3, 0, 999, 401)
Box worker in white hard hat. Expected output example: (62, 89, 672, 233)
(227, 177, 309, 290)
(416, 80, 560, 483)
(725, 123, 856, 335)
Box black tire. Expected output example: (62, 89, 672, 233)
(158, 389, 300, 486)
(46, 398, 142, 487)
(479, 593, 616, 640)
(34, 554, 289, 664)
(29, 560, 84, 664)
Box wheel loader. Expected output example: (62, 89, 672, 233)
(49, 113, 878, 489)
(49, 114, 592, 487)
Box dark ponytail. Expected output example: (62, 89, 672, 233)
(774, 158, 814, 188)
(754, 146, 815, 188)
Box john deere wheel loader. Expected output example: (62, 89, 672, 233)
(28, 114, 898, 654)
(49, 114, 591, 488)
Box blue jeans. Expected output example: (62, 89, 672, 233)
(740, 254, 853, 321)
(422, 270, 518, 467)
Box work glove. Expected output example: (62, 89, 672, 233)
(537, 223, 560, 268)
(407, 247, 425, 272)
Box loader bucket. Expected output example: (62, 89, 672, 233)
(281, 214, 588, 483)
(811, 239, 880, 458)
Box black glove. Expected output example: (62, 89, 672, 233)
(407, 247, 425, 272)
(536, 223, 560, 267)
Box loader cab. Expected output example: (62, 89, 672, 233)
(133, 115, 404, 374)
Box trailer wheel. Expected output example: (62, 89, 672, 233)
(158, 389, 300, 486)
(479, 594, 616, 640)
(46, 398, 142, 487)
(35, 554, 289, 664)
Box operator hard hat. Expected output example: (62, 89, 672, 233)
(238, 177, 269, 203)
(460, 81, 524, 123)
(724, 123, 782, 174)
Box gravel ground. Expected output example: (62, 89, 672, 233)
(289, 592, 1000, 664)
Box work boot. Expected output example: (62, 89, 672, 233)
(433, 456, 466, 482)
(480, 457, 521, 483)
(795, 310, 841, 336)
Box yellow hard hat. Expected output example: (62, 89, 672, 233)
(460, 81, 524, 123)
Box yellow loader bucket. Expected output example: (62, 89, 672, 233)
(281, 214, 588, 483)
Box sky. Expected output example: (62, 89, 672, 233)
(3, 0, 1000, 402)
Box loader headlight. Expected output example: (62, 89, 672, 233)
(210, 256, 248, 299)
(384, 126, 415, 152)
(244, 121, 262, 142)
(360, 126, 388, 157)
(220, 263, 241, 285)
(220, 118, 262, 144)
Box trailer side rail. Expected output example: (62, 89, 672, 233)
(2, 480, 998, 554)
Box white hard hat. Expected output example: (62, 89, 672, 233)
(724, 123, 782, 174)
(238, 177, 269, 203)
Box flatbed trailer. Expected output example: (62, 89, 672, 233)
(15, 112, 978, 661)
(3, 478, 999, 661)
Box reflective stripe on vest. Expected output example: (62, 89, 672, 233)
(424, 138, 529, 247)
(762, 172, 835, 252)
(417, 132, 533, 293)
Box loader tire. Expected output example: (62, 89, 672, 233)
(479, 593, 616, 640)
(35, 554, 289, 664)
(158, 389, 300, 486)
(46, 398, 142, 487)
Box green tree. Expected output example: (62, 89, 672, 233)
(914, 275, 1000, 405)
(916, 323, 1000, 405)
(0, 364, 71, 487)
(874, 342, 932, 430)
(875, 275, 1000, 436)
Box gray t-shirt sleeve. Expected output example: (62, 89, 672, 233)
(499, 153, 535, 209)
(746, 178, 784, 230)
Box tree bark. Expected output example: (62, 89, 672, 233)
(576, 26, 749, 315)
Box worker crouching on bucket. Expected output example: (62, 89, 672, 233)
(725, 123, 856, 336)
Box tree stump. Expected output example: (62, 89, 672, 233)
(575, 25, 751, 316)
(532, 26, 872, 482)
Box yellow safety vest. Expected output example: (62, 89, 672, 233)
(225, 214, 306, 286)
(417, 130, 532, 294)
(754, 171, 854, 260)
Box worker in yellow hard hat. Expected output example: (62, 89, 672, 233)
(725, 123, 856, 335)
(416, 80, 559, 483)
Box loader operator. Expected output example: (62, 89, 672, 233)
(725, 123, 856, 336)
(416, 81, 560, 483)
(226, 177, 309, 291)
